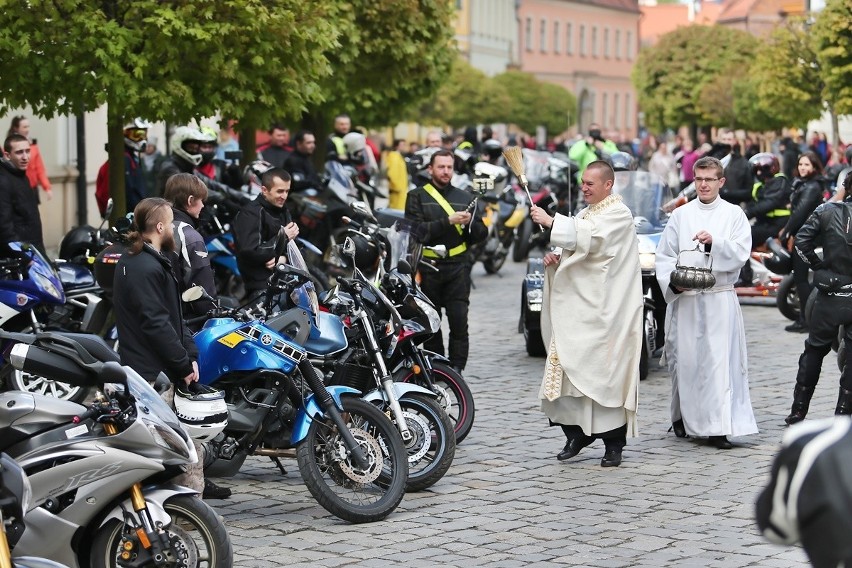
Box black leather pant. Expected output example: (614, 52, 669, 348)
(419, 261, 472, 370)
(795, 292, 852, 390)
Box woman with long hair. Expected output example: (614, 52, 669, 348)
(780, 151, 826, 333)
(7, 115, 52, 202)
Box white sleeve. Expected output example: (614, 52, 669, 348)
(549, 213, 577, 251)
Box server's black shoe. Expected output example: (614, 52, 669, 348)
(203, 479, 232, 499)
(600, 448, 623, 467)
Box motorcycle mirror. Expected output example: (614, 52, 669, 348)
(397, 259, 412, 275)
(342, 236, 357, 259)
(181, 286, 206, 303)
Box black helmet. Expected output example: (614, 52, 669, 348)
(845, 145, 852, 165)
(482, 138, 503, 162)
(764, 237, 792, 275)
(749, 152, 780, 182)
(94, 241, 129, 296)
(59, 225, 96, 262)
(609, 151, 637, 172)
(350, 232, 380, 272)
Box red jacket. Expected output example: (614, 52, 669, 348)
(26, 142, 51, 192)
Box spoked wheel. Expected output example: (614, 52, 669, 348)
(397, 362, 475, 444)
(296, 396, 408, 523)
(90, 495, 232, 568)
(392, 393, 456, 492)
(1, 363, 89, 403)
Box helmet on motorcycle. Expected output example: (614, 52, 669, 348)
(123, 118, 151, 152)
(170, 126, 212, 167)
(243, 159, 273, 194)
(348, 232, 380, 272)
(749, 152, 780, 182)
(342, 132, 369, 165)
(59, 225, 96, 262)
(173, 382, 229, 442)
(609, 151, 638, 172)
(482, 138, 503, 162)
(764, 237, 793, 275)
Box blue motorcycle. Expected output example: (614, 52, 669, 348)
(0, 242, 108, 403)
(190, 247, 408, 523)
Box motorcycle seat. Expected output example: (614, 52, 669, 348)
(49, 332, 121, 364)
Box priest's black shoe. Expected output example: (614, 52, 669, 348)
(203, 479, 232, 499)
(708, 435, 733, 450)
(671, 419, 688, 438)
(556, 436, 593, 461)
(600, 448, 622, 467)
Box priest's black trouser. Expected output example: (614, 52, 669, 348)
(794, 292, 852, 391)
(558, 423, 627, 451)
(419, 261, 472, 371)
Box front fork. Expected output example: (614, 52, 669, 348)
(355, 309, 412, 443)
(103, 422, 174, 566)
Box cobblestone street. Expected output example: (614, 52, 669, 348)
(212, 259, 820, 567)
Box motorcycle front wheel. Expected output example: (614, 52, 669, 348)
(776, 274, 800, 322)
(512, 218, 533, 263)
(296, 396, 408, 523)
(90, 495, 233, 568)
(397, 362, 475, 444)
(392, 393, 456, 492)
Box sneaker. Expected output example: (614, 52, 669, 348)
(202, 479, 232, 500)
(785, 320, 808, 333)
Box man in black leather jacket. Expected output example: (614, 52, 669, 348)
(232, 168, 299, 297)
(405, 150, 487, 372)
(283, 131, 323, 192)
(0, 135, 44, 256)
(785, 174, 852, 425)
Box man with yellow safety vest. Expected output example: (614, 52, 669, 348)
(738, 152, 792, 287)
(325, 113, 351, 163)
(405, 149, 487, 373)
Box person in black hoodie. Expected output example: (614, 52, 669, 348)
(0, 134, 44, 256)
(710, 129, 752, 206)
(232, 167, 299, 298)
(780, 151, 826, 333)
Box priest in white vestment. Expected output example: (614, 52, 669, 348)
(531, 160, 643, 468)
(655, 156, 758, 449)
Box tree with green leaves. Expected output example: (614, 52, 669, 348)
(812, 0, 852, 147)
(491, 71, 576, 137)
(632, 25, 757, 133)
(0, 0, 338, 216)
(301, 0, 457, 150)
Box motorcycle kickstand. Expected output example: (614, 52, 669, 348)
(270, 456, 287, 475)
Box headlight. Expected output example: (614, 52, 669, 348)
(32, 271, 63, 300)
(414, 296, 441, 333)
(639, 252, 656, 271)
(143, 418, 196, 463)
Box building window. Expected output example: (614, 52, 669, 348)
(540, 19, 547, 52)
(626, 93, 632, 129)
(456, 0, 463, 8)
(592, 26, 598, 58)
(579, 25, 586, 56)
(554, 21, 560, 53)
(525, 17, 532, 51)
(604, 28, 610, 58)
(626, 31, 633, 60)
(566, 22, 573, 55)
(613, 93, 620, 129)
(615, 30, 621, 59)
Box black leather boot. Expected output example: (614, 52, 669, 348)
(785, 385, 815, 425)
(835, 387, 852, 415)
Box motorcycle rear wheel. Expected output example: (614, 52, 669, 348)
(393, 393, 456, 492)
(512, 219, 533, 263)
(296, 396, 407, 523)
(0, 363, 89, 404)
(397, 362, 475, 444)
(776, 274, 800, 322)
(90, 495, 232, 568)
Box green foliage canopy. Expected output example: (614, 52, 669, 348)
(812, 0, 852, 116)
(632, 25, 758, 132)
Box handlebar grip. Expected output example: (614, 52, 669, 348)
(72, 406, 100, 424)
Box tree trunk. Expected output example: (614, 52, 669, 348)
(829, 105, 840, 156)
(238, 125, 257, 166)
(107, 108, 126, 222)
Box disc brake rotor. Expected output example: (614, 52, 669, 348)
(335, 427, 384, 484)
(400, 411, 431, 464)
(162, 523, 198, 568)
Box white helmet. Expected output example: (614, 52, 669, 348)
(243, 159, 273, 194)
(170, 126, 215, 167)
(173, 383, 229, 442)
(123, 118, 151, 152)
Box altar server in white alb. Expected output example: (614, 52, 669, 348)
(530, 160, 643, 468)
(655, 156, 758, 449)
